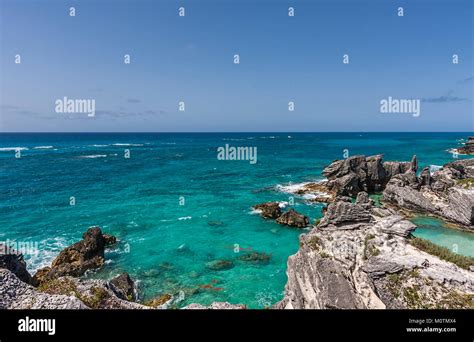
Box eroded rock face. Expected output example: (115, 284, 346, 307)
(276, 209, 310, 228)
(322, 155, 418, 197)
(33, 227, 115, 284)
(318, 197, 372, 229)
(253, 202, 282, 219)
(383, 159, 474, 228)
(276, 197, 474, 309)
(0, 245, 33, 285)
(0, 269, 87, 309)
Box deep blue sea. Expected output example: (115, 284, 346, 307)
(0, 132, 472, 307)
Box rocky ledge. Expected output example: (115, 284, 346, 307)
(275, 156, 474, 309)
(276, 193, 474, 309)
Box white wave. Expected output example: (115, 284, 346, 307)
(429, 164, 443, 175)
(161, 142, 176, 145)
(112, 143, 143, 146)
(276, 182, 311, 194)
(178, 216, 192, 221)
(24, 236, 68, 273)
(249, 209, 262, 215)
(79, 154, 107, 158)
(33, 146, 53, 149)
(278, 201, 289, 208)
(447, 148, 468, 156)
(223, 138, 245, 141)
(89, 144, 108, 147)
(0, 147, 28, 151)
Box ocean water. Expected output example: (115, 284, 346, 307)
(0, 132, 472, 308)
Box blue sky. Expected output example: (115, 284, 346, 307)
(0, 0, 472, 132)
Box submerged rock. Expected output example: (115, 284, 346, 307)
(276, 209, 310, 228)
(206, 259, 234, 271)
(236, 251, 271, 264)
(144, 293, 173, 308)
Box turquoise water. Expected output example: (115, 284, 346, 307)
(411, 216, 474, 257)
(0, 132, 472, 307)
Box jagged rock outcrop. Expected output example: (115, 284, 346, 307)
(0, 244, 33, 285)
(183, 302, 246, 309)
(33, 227, 116, 284)
(276, 209, 310, 228)
(321, 155, 418, 196)
(454, 137, 474, 155)
(276, 199, 474, 309)
(383, 159, 474, 228)
(109, 272, 137, 301)
(253, 202, 282, 219)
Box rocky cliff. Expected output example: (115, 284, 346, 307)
(276, 156, 474, 309)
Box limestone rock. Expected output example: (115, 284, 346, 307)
(276, 209, 310, 228)
(253, 202, 282, 219)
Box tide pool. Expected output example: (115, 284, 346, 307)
(411, 216, 474, 257)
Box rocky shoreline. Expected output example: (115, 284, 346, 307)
(270, 155, 474, 309)
(0, 227, 243, 309)
(1, 153, 473, 310)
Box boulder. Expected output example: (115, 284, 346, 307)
(276, 209, 310, 228)
(33, 227, 116, 283)
(109, 272, 136, 301)
(253, 202, 282, 219)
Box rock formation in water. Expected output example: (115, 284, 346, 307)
(253, 202, 310, 228)
(453, 137, 474, 155)
(32, 226, 116, 284)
